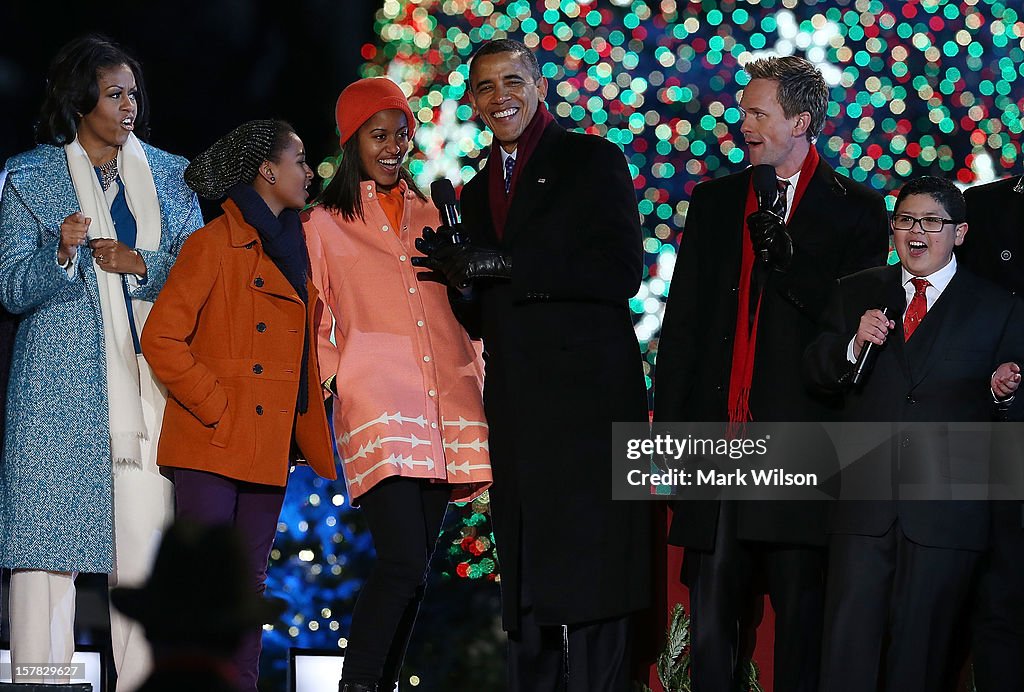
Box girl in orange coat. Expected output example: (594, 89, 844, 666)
(304, 78, 491, 692)
(141, 120, 336, 692)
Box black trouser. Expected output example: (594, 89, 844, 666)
(507, 589, 633, 692)
(341, 477, 450, 687)
(972, 502, 1024, 692)
(683, 502, 825, 692)
(820, 524, 980, 692)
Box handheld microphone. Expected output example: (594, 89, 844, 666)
(752, 164, 779, 212)
(852, 306, 889, 386)
(751, 164, 780, 264)
(430, 178, 464, 245)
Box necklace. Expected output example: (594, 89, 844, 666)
(97, 157, 119, 191)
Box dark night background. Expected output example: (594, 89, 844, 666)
(0, 1, 381, 173)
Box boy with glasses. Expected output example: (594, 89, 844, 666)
(804, 175, 1024, 692)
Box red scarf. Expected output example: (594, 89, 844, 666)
(488, 104, 555, 239)
(727, 146, 819, 431)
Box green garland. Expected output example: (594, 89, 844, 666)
(636, 603, 763, 692)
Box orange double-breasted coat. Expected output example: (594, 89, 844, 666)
(304, 182, 490, 503)
(141, 199, 336, 486)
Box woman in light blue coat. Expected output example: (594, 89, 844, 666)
(0, 35, 201, 687)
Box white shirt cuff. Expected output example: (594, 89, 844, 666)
(58, 252, 78, 279)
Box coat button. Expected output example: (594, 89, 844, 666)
(253, 364, 264, 374)
(256, 405, 264, 416)
(256, 322, 267, 333)
(905, 394, 916, 404)
(254, 277, 265, 287)
(1001, 250, 1012, 261)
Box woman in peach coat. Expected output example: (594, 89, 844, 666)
(304, 78, 490, 692)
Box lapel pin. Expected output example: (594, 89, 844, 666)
(537, 178, 546, 183)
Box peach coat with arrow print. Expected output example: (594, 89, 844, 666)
(304, 180, 491, 504)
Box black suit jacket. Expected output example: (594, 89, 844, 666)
(960, 175, 1024, 295)
(959, 176, 1024, 528)
(456, 121, 651, 628)
(655, 156, 889, 549)
(804, 264, 1024, 550)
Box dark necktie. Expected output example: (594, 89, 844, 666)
(904, 277, 930, 341)
(748, 178, 792, 327)
(504, 155, 516, 194)
(773, 178, 790, 220)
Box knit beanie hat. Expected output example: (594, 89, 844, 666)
(185, 119, 281, 200)
(335, 78, 415, 145)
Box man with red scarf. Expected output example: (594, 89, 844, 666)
(653, 56, 888, 691)
(415, 38, 651, 691)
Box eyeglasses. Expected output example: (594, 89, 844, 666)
(891, 214, 957, 233)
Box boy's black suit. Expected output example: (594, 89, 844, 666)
(805, 263, 1024, 691)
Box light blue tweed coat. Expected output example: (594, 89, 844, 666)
(0, 143, 202, 573)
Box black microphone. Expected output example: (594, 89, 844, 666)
(430, 178, 464, 245)
(751, 164, 780, 264)
(752, 164, 779, 212)
(852, 306, 889, 386)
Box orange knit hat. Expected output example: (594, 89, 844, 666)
(335, 77, 415, 145)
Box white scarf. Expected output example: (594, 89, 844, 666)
(65, 133, 166, 471)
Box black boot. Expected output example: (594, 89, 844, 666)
(338, 683, 378, 692)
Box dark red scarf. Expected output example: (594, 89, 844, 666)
(727, 146, 819, 431)
(488, 103, 555, 239)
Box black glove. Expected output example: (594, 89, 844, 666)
(414, 226, 463, 259)
(440, 246, 512, 288)
(412, 225, 511, 288)
(746, 209, 793, 270)
(413, 242, 511, 289)
(412, 226, 466, 277)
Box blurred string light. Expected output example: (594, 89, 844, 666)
(333, 0, 1024, 398)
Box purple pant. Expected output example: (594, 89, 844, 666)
(173, 468, 287, 692)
